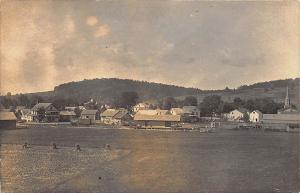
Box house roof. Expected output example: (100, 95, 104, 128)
(81, 109, 99, 115)
(136, 109, 169, 115)
(0, 112, 17, 120)
(170, 108, 183, 114)
(32, 103, 55, 111)
(21, 109, 31, 115)
(232, 108, 249, 114)
(134, 114, 181, 122)
(101, 109, 119, 117)
(65, 106, 76, 111)
(114, 110, 129, 119)
(263, 114, 300, 121)
(60, 111, 76, 116)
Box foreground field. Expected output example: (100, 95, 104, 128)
(0, 126, 299, 192)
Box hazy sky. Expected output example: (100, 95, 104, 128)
(1, 0, 298, 94)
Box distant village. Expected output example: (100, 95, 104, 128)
(0, 87, 299, 131)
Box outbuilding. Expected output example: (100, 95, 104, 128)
(0, 112, 17, 129)
(134, 114, 181, 128)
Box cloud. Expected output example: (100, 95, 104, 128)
(86, 16, 98, 26)
(94, 24, 110, 38)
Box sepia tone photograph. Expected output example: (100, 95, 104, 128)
(0, 0, 299, 192)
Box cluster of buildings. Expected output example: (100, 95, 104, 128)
(0, 87, 298, 130)
(0, 97, 201, 129)
(224, 87, 299, 126)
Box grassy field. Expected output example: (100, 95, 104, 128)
(0, 126, 299, 192)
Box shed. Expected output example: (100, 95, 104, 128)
(0, 112, 17, 129)
(134, 114, 181, 128)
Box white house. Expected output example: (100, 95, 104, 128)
(228, 108, 249, 121)
(133, 103, 150, 113)
(249, 110, 263, 123)
(20, 109, 33, 122)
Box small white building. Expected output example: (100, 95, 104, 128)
(133, 103, 150, 113)
(228, 108, 249, 121)
(249, 110, 263, 123)
(20, 109, 33, 122)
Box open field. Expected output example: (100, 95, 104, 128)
(0, 126, 299, 192)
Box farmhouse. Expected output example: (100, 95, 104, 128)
(20, 109, 32, 122)
(228, 108, 249, 121)
(0, 111, 17, 129)
(31, 103, 59, 122)
(134, 114, 181, 128)
(249, 110, 263, 123)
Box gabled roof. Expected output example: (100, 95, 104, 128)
(0, 112, 17, 120)
(81, 109, 99, 115)
(60, 111, 76, 116)
(21, 109, 31, 115)
(136, 109, 169, 116)
(32, 103, 56, 111)
(114, 110, 129, 119)
(101, 109, 119, 117)
(232, 108, 249, 114)
(134, 114, 181, 122)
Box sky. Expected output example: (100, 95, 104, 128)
(1, 0, 299, 94)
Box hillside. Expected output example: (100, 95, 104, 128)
(2, 78, 299, 108)
(53, 78, 202, 103)
(52, 78, 299, 106)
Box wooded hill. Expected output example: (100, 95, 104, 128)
(2, 78, 299, 108)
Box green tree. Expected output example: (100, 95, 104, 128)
(74, 107, 82, 118)
(115, 91, 139, 109)
(163, 97, 177, 110)
(199, 95, 223, 117)
(183, 96, 198, 106)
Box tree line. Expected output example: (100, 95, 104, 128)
(1, 91, 285, 117)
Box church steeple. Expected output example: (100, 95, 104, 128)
(284, 86, 291, 109)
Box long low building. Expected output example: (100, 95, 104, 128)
(134, 114, 181, 128)
(262, 114, 300, 124)
(0, 111, 17, 129)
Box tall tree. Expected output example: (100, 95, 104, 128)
(163, 97, 177, 110)
(115, 91, 139, 109)
(183, 96, 198, 106)
(199, 95, 223, 116)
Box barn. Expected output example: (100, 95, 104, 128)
(0, 111, 17, 129)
